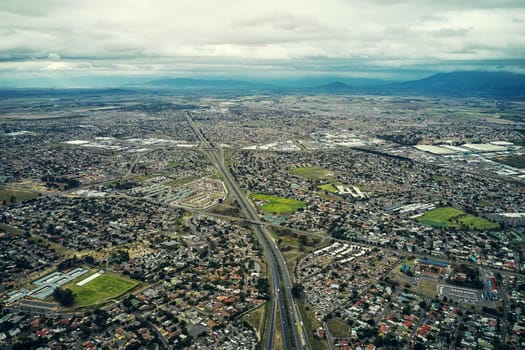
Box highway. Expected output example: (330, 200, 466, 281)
(186, 114, 311, 350)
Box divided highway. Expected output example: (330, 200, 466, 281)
(186, 114, 311, 350)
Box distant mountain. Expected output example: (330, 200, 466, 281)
(309, 81, 354, 92)
(268, 77, 391, 87)
(3, 71, 522, 99)
(126, 78, 277, 90)
(379, 71, 525, 98)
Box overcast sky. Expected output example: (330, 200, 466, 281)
(1, 0, 524, 86)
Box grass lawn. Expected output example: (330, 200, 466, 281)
(479, 200, 492, 208)
(272, 231, 311, 271)
(494, 155, 525, 169)
(417, 207, 464, 227)
(298, 301, 330, 350)
(327, 317, 351, 338)
(458, 214, 499, 230)
(388, 258, 417, 285)
(412, 279, 438, 298)
(318, 183, 338, 193)
(291, 167, 334, 180)
(0, 186, 39, 204)
(273, 307, 285, 350)
(136, 174, 156, 182)
(166, 177, 196, 187)
(432, 175, 452, 183)
(67, 272, 139, 306)
(417, 207, 498, 230)
(241, 303, 267, 341)
(251, 193, 305, 214)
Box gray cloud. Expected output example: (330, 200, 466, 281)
(0, 0, 524, 85)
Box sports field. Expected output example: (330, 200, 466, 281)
(290, 167, 334, 180)
(317, 183, 338, 193)
(417, 207, 498, 230)
(251, 193, 306, 214)
(67, 272, 139, 306)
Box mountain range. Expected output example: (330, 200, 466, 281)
(128, 71, 525, 98)
(2, 71, 524, 99)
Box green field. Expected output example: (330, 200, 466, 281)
(166, 177, 196, 187)
(291, 167, 334, 180)
(241, 303, 267, 341)
(417, 207, 498, 230)
(67, 272, 139, 306)
(417, 207, 464, 228)
(432, 175, 452, 183)
(494, 155, 525, 169)
(317, 183, 338, 193)
(251, 194, 306, 214)
(412, 279, 438, 298)
(298, 301, 330, 350)
(136, 174, 156, 182)
(458, 214, 499, 230)
(327, 318, 351, 338)
(0, 186, 39, 204)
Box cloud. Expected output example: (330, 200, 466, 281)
(47, 52, 60, 60)
(0, 0, 524, 85)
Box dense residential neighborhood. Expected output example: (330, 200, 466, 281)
(1, 92, 524, 349)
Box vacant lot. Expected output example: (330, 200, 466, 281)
(0, 186, 39, 204)
(241, 303, 267, 342)
(417, 207, 498, 230)
(494, 155, 525, 169)
(299, 301, 330, 350)
(291, 167, 334, 180)
(251, 194, 305, 214)
(327, 317, 351, 338)
(412, 279, 438, 298)
(318, 183, 338, 193)
(67, 272, 139, 306)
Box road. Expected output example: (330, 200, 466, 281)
(124, 153, 142, 180)
(148, 320, 172, 350)
(186, 114, 311, 350)
(500, 286, 510, 343)
(323, 321, 337, 350)
(214, 206, 519, 347)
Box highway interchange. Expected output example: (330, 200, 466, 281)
(187, 114, 311, 350)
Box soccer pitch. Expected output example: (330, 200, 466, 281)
(417, 207, 498, 230)
(251, 193, 306, 214)
(67, 272, 139, 306)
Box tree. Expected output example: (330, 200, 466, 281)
(414, 343, 426, 350)
(299, 235, 308, 246)
(291, 284, 303, 299)
(83, 255, 95, 265)
(53, 287, 75, 307)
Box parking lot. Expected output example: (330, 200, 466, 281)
(438, 284, 494, 306)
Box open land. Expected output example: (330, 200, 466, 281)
(251, 193, 306, 214)
(417, 206, 499, 230)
